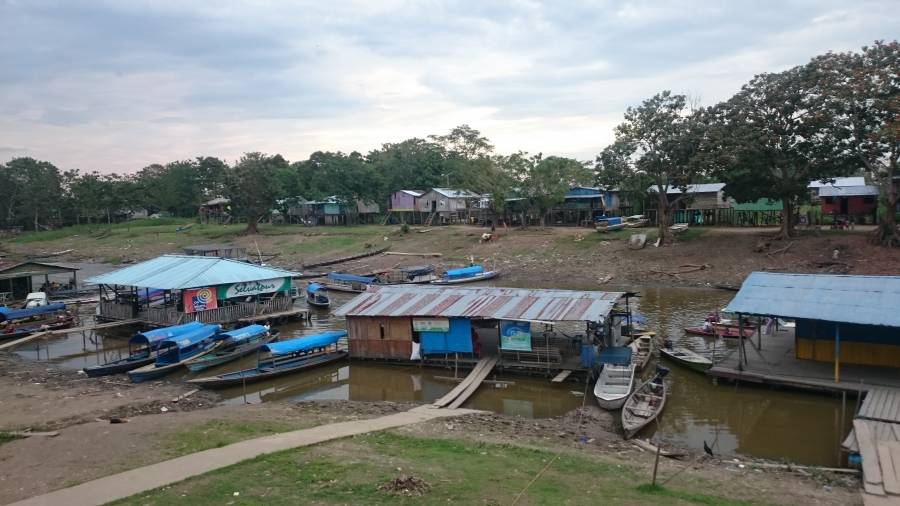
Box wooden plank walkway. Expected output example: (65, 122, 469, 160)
(845, 387, 900, 500)
(432, 356, 497, 409)
(551, 370, 572, 383)
(859, 388, 900, 424)
(0, 319, 142, 351)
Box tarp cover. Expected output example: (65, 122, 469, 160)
(328, 272, 376, 284)
(262, 330, 346, 356)
(130, 321, 205, 347)
(444, 265, 483, 279)
(0, 303, 66, 322)
(307, 283, 325, 293)
(421, 318, 473, 354)
(219, 324, 268, 343)
(158, 324, 220, 350)
(598, 346, 632, 365)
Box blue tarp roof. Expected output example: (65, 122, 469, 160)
(0, 303, 66, 322)
(130, 321, 206, 347)
(445, 265, 483, 279)
(598, 346, 633, 365)
(262, 330, 346, 356)
(85, 255, 298, 290)
(219, 324, 268, 343)
(328, 272, 376, 284)
(159, 324, 220, 350)
(724, 272, 900, 328)
(307, 283, 325, 293)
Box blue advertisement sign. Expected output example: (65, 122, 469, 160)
(500, 320, 532, 351)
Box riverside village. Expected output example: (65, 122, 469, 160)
(1, 4, 899, 506)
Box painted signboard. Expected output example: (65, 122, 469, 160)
(183, 287, 218, 313)
(500, 320, 532, 351)
(413, 318, 450, 332)
(216, 277, 290, 299)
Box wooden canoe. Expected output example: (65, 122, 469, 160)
(185, 331, 279, 373)
(622, 368, 668, 439)
(188, 350, 347, 388)
(659, 346, 712, 373)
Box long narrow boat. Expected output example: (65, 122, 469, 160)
(430, 265, 499, 285)
(374, 265, 440, 285)
(622, 366, 669, 439)
(84, 321, 206, 377)
(188, 330, 348, 388)
(322, 272, 375, 293)
(0, 302, 74, 340)
(659, 344, 712, 373)
(184, 325, 278, 373)
(629, 335, 652, 372)
(593, 346, 635, 410)
(684, 323, 755, 338)
(305, 283, 331, 308)
(128, 324, 221, 383)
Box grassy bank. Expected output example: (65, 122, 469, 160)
(115, 433, 759, 506)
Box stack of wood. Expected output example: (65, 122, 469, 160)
(841, 387, 900, 501)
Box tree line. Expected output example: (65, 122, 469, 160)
(1, 41, 897, 244)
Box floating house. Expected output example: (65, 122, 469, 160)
(724, 272, 900, 382)
(87, 255, 299, 325)
(334, 285, 628, 375)
(0, 261, 80, 301)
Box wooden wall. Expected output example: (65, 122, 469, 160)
(347, 316, 413, 360)
(796, 338, 900, 368)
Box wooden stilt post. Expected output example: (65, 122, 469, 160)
(834, 324, 841, 383)
(651, 444, 661, 485)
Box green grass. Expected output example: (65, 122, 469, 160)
(162, 420, 303, 457)
(115, 433, 767, 506)
(0, 432, 22, 446)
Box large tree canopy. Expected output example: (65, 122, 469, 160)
(225, 153, 284, 235)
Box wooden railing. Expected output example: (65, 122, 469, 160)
(141, 296, 294, 326)
(98, 301, 136, 321)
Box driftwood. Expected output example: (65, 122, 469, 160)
(384, 252, 443, 257)
(651, 264, 710, 277)
(6, 430, 60, 438)
(172, 389, 199, 403)
(743, 461, 860, 475)
(302, 246, 390, 268)
(767, 241, 794, 257)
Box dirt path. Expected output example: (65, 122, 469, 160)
(9, 405, 480, 506)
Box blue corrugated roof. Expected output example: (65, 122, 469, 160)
(85, 255, 298, 289)
(724, 272, 900, 328)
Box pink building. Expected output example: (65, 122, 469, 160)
(390, 190, 424, 211)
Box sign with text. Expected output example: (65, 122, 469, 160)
(413, 318, 450, 332)
(183, 287, 217, 313)
(217, 277, 290, 299)
(500, 320, 532, 351)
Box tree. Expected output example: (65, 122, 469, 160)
(428, 124, 494, 160)
(711, 67, 855, 239)
(813, 41, 900, 246)
(225, 153, 283, 234)
(607, 91, 705, 244)
(516, 154, 592, 226)
(195, 156, 229, 200)
(5, 157, 63, 231)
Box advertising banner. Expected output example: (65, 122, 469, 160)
(216, 277, 290, 299)
(413, 318, 450, 332)
(183, 287, 218, 313)
(500, 320, 532, 351)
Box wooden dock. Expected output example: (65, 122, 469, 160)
(432, 356, 497, 409)
(841, 387, 900, 502)
(238, 308, 309, 324)
(0, 318, 143, 351)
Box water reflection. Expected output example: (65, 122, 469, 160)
(15, 281, 853, 466)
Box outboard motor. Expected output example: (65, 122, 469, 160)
(653, 365, 670, 383)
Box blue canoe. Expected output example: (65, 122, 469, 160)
(83, 321, 207, 377)
(0, 303, 67, 323)
(188, 330, 347, 388)
(128, 324, 221, 382)
(431, 265, 499, 285)
(185, 325, 279, 373)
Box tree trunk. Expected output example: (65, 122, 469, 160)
(776, 199, 795, 240)
(34, 208, 39, 232)
(657, 194, 673, 245)
(107, 208, 112, 225)
(872, 169, 899, 246)
(243, 214, 259, 235)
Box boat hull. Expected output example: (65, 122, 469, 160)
(430, 271, 499, 285)
(596, 224, 626, 233)
(0, 317, 75, 341)
(622, 377, 667, 439)
(83, 355, 154, 377)
(593, 363, 635, 410)
(128, 342, 221, 383)
(659, 347, 712, 373)
(189, 350, 348, 388)
(185, 334, 278, 373)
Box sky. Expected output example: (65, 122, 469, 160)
(0, 0, 897, 173)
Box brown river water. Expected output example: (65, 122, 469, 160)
(17, 279, 854, 466)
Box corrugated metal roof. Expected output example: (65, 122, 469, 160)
(399, 190, 424, 197)
(430, 188, 481, 198)
(808, 176, 866, 188)
(724, 272, 900, 327)
(818, 185, 880, 197)
(335, 285, 624, 322)
(85, 255, 298, 289)
(648, 183, 725, 195)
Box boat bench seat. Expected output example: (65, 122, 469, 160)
(627, 407, 654, 418)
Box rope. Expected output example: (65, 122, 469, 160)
(511, 374, 591, 505)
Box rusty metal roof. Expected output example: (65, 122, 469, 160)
(334, 285, 624, 322)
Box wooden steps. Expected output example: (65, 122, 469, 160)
(432, 356, 497, 409)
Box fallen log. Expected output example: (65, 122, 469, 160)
(767, 241, 794, 257)
(5, 430, 60, 438)
(172, 389, 199, 403)
(302, 246, 390, 268)
(383, 252, 443, 257)
(631, 439, 687, 459)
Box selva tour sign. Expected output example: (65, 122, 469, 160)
(216, 277, 291, 299)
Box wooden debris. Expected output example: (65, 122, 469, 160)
(383, 252, 443, 257)
(172, 389, 199, 403)
(6, 430, 60, 438)
(631, 439, 687, 459)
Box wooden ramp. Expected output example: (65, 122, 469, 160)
(846, 387, 900, 500)
(432, 357, 497, 409)
(552, 370, 572, 383)
(0, 318, 142, 351)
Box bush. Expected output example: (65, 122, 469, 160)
(400, 224, 410, 234)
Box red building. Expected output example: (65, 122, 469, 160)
(818, 185, 878, 222)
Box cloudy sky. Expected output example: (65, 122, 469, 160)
(0, 0, 896, 173)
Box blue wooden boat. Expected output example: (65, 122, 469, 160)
(430, 265, 499, 285)
(128, 323, 221, 382)
(188, 330, 348, 388)
(184, 324, 278, 373)
(306, 282, 331, 308)
(0, 302, 74, 340)
(596, 216, 625, 232)
(84, 321, 207, 377)
(323, 272, 375, 293)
